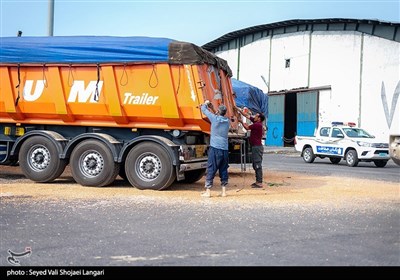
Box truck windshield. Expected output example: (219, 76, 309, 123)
(343, 128, 373, 138)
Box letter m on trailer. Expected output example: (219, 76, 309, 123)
(67, 81, 103, 103)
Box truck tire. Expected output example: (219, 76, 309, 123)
(18, 136, 66, 183)
(70, 139, 119, 187)
(302, 147, 316, 163)
(125, 142, 176, 190)
(329, 157, 341, 164)
(19, 136, 66, 183)
(345, 149, 359, 167)
(374, 160, 388, 167)
(177, 168, 206, 184)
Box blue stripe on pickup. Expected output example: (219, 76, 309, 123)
(316, 146, 344, 155)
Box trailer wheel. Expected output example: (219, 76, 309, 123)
(374, 160, 388, 167)
(125, 142, 176, 190)
(70, 139, 119, 187)
(329, 157, 341, 164)
(345, 149, 359, 167)
(302, 147, 315, 163)
(177, 168, 206, 184)
(19, 136, 66, 182)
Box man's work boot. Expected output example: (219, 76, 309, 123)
(251, 182, 263, 188)
(201, 188, 211, 198)
(221, 186, 227, 197)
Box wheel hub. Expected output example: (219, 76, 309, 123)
(30, 146, 50, 171)
(81, 152, 104, 177)
(137, 154, 161, 181)
(144, 162, 154, 172)
(34, 153, 44, 163)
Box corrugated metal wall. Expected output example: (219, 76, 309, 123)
(266, 95, 284, 146)
(297, 91, 318, 136)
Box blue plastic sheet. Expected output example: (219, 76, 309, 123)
(0, 36, 232, 75)
(232, 78, 268, 118)
(0, 36, 173, 64)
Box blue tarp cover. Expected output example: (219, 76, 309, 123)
(0, 36, 232, 75)
(232, 78, 268, 118)
(0, 36, 174, 64)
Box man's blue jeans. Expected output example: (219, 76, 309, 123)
(205, 146, 229, 188)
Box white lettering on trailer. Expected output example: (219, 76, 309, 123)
(23, 80, 45, 101)
(123, 92, 159, 105)
(185, 65, 196, 102)
(67, 80, 103, 103)
(20, 80, 160, 105)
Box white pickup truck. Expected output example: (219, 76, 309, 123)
(294, 122, 390, 167)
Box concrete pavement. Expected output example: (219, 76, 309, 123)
(263, 145, 299, 154)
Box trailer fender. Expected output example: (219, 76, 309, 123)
(62, 133, 122, 161)
(11, 130, 68, 158)
(118, 135, 179, 165)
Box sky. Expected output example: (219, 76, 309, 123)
(1, 0, 399, 46)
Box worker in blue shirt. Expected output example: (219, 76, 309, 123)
(200, 100, 230, 198)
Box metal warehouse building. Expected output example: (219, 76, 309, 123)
(203, 18, 400, 147)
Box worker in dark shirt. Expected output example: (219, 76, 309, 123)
(237, 107, 266, 188)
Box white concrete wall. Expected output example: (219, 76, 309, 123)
(360, 35, 400, 140)
(215, 49, 239, 80)
(237, 37, 270, 93)
(318, 89, 333, 126)
(311, 31, 362, 126)
(269, 32, 310, 91)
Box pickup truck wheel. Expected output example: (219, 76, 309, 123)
(70, 139, 119, 187)
(19, 136, 66, 182)
(374, 160, 388, 167)
(125, 142, 176, 190)
(302, 147, 315, 163)
(329, 157, 341, 164)
(345, 150, 359, 167)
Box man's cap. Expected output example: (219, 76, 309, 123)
(218, 105, 227, 116)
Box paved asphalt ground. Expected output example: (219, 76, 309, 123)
(0, 146, 399, 274)
(1, 190, 398, 267)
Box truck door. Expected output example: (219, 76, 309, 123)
(316, 127, 345, 156)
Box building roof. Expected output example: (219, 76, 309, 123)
(202, 18, 400, 51)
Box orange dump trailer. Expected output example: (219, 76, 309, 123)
(0, 36, 245, 190)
